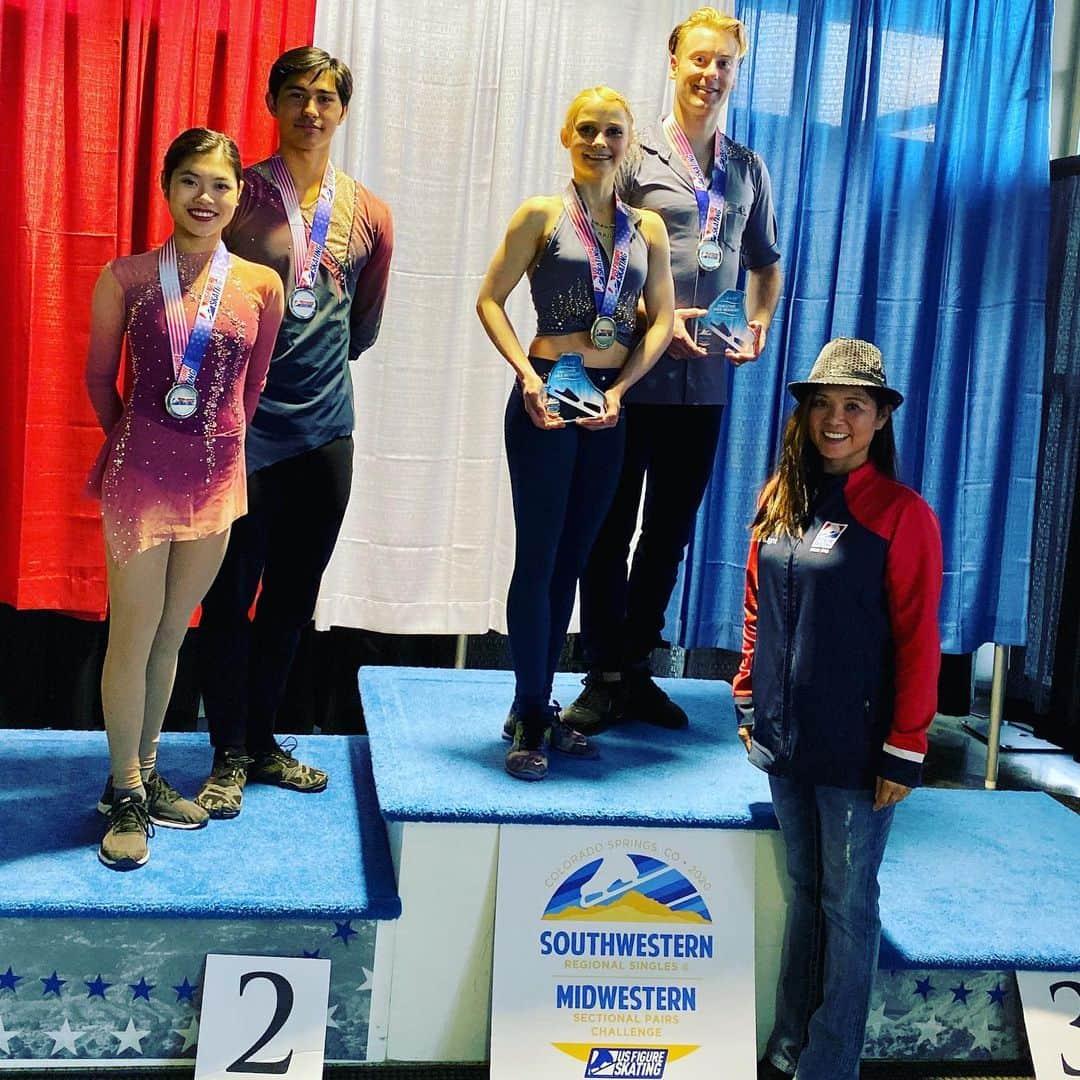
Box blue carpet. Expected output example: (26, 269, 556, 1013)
(880, 789, 1080, 970)
(362, 667, 1080, 972)
(359, 666, 777, 828)
(0, 731, 401, 920)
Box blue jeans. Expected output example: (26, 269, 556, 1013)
(764, 776, 895, 1080)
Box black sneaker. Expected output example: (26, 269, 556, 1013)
(622, 670, 688, 729)
(559, 674, 626, 734)
(98, 793, 154, 871)
(195, 750, 252, 819)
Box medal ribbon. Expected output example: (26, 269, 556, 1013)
(562, 183, 634, 321)
(662, 114, 728, 248)
(158, 238, 230, 386)
(269, 154, 335, 291)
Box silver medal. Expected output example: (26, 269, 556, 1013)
(289, 287, 318, 321)
(590, 316, 618, 350)
(697, 239, 723, 271)
(165, 383, 198, 419)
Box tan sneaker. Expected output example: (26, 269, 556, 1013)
(248, 739, 328, 792)
(98, 793, 153, 871)
(195, 751, 251, 819)
(98, 770, 208, 830)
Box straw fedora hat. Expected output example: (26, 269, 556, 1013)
(788, 337, 903, 408)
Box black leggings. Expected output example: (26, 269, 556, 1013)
(504, 359, 626, 710)
(198, 435, 353, 754)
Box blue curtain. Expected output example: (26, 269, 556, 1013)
(668, 0, 1051, 655)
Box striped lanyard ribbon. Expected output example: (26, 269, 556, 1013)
(269, 155, 336, 290)
(662, 114, 729, 245)
(158, 238, 230, 386)
(562, 182, 633, 319)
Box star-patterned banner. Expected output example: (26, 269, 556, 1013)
(862, 969, 1023, 1060)
(0, 913, 1024, 1066)
(0, 916, 377, 1065)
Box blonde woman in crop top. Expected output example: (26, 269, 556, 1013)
(476, 85, 675, 781)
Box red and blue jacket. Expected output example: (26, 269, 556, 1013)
(731, 461, 943, 789)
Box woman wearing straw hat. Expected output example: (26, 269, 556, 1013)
(731, 338, 943, 1080)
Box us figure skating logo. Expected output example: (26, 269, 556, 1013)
(543, 853, 712, 923)
(585, 1047, 669, 1077)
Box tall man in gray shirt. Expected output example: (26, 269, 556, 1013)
(565, 7, 783, 732)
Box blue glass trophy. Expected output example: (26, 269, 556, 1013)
(697, 288, 755, 355)
(545, 353, 607, 423)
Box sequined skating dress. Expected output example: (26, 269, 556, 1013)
(86, 247, 283, 564)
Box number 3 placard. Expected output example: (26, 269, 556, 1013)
(195, 954, 332, 1080)
(1018, 971, 1080, 1079)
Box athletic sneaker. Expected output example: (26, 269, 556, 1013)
(622, 670, 688, 729)
(559, 673, 627, 733)
(501, 707, 598, 758)
(195, 750, 252, 819)
(505, 709, 550, 782)
(98, 770, 208, 830)
(758, 1060, 793, 1080)
(247, 738, 328, 792)
(98, 793, 154, 871)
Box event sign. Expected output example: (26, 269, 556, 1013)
(1017, 971, 1080, 1078)
(195, 954, 331, 1079)
(491, 825, 756, 1079)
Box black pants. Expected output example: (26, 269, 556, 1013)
(198, 436, 353, 754)
(504, 366, 625, 710)
(579, 403, 724, 671)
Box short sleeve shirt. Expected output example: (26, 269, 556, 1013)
(621, 126, 781, 406)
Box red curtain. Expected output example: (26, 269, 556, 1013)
(0, 0, 316, 616)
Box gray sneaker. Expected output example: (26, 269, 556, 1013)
(505, 719, 549, 781)
(98, 793, 153, 871)
(98, 770, 208, 830)
(501, 707, 599, 758)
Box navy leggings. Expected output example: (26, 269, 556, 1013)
(504, 358, 626, 710)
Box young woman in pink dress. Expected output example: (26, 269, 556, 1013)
(85, 128, 284, 870)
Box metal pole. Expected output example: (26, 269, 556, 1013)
(984, 644, 1010, 790)
(454, 633, 469, 670)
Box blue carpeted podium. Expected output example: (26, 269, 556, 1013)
(361, 666, 776, 828)
(360, 666, 1080, 1065)
(0, 731, 398, 1065)
(3, 666, 1079, 1068)
(0, 731, 399, 919)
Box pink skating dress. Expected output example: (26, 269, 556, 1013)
(86, 246, 284, 564)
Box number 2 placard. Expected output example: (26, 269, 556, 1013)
(195, 954, 332, 1080)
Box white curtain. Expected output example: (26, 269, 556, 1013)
(312, 0, 715, 633)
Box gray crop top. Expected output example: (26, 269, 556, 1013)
(529, 208, 649, 347)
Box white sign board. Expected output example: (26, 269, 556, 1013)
(1017, 971, 1080, 1079)
(491, 824, 756, 1080)
(195, 954, 331, 1080)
